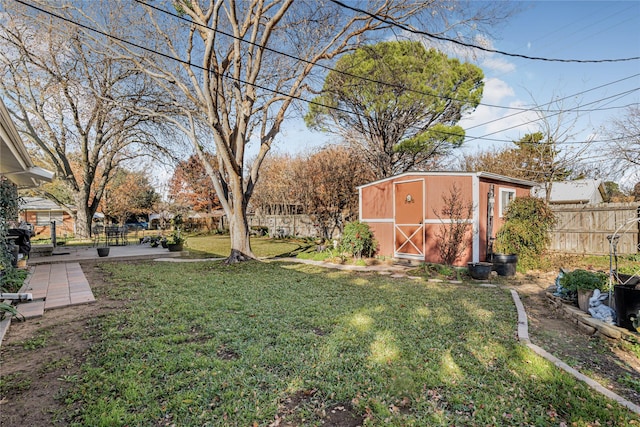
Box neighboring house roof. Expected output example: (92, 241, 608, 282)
(0, 98, 54, 188)
(357, 171, 537, 189)
(20, 196, 72, 212)
(532, 179, 606, 204)
(188, 210, 225, 219)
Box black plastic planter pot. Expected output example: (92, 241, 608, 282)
(97, 247, 110, 257)
(467, 262, 493, 280)
(491, 254, 518, 277)
(167, 243, 184, 252)
(614, 284, 640, 331)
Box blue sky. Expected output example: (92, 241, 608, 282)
(459, 1, 639, 150)
(268, 1, 640, 183)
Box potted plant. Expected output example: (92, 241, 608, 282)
(467, 262, 493, 280)
(147, 235, 163, 247)
(490, 235, 519, 277)
(559, 269, 609, 312)
(491, 197, 556, 276)
(96, 241, 110, 257)
(166, 231, 185, 252)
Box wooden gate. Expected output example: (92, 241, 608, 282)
(394, 180, 424, 259)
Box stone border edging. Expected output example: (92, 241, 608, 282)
(545, 292, 638, 343)
(510, 289, 640, 415)
(0, 315, 11, 348)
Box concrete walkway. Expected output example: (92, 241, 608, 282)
(28, 244, 185, 265)
(0, 244, 187, 345)
(14, 263, 95, 319)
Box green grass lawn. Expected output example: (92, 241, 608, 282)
(61, 260, 638, 426)
(184, 234, 314, 259)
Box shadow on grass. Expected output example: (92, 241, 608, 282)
(182, 248, 228, 259)
(271, 242, 315, 258)
(72, 261, 638, 426)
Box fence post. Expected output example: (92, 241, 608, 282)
(50, 221, 56, 246)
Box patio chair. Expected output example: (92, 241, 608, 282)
(92, 225, 105, 247)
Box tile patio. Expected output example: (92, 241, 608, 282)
(15, 263, 95, 319)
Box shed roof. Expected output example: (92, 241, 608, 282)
(357, 171, 537, 190)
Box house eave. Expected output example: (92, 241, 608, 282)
(0, 99, 54, 188)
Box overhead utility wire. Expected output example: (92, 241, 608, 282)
(136, 0, 637, 117)
(467, 87, 640, 143)
(134, 0, 509, 112)
(465, 76, 639, 132)
(138, 0, 640, 139)
(15, 0, 639, 145)
(328, 0, 640, 63)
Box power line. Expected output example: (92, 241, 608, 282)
(468, 88, 640, 143)
(136, 0, 639, 117)
(135, 0, 504, 112)
(465, 84, 639, 133)
(11, 0, 640, 146)
(328, 0, 640, 64)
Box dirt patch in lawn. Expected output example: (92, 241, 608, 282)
(0, 262, 122, 426)
(0, 263, 639, 426)
(273, 389, 364, 427)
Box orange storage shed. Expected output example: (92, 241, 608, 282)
(358, 172, 536, 266)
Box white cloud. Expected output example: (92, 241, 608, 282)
(483, 102, 539, 138)
(461, 93, 539, 152)
(481, 56, 516, 74)
(481, 78, 515, 104)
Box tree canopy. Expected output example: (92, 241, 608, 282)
(305, 40, 484, 179)
(0, 2, 169, 237)
(5, 0, 513, 261)
(100, 169, 159, 226)
(250, 146, 374, 239)
(167, 154, 220, 215)
(603, 105, 640, 184)
(461, 132, 577, 203)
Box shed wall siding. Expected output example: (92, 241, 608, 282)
(359, 173, 535, 265)
(369, 222, 394, 256)
(360, 181, 393, 219)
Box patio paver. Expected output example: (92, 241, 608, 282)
(15, 263, 95, 319)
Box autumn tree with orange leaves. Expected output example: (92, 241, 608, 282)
(251, 147, 373, 239)
(167, 154, 220, 215)
(100, 169, 159, 227)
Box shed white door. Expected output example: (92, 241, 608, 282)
(394, 180, 424, 259)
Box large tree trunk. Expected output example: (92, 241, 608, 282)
(75, 206, 91, 239)
(73, 190, 97, 239)
(226, 202, 254, 264)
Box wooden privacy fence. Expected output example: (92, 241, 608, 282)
(549, 202, 640, 255)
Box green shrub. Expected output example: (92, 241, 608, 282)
(559, 269, 609, 293)
(0, 268, 28, 293)
(340, 221, 376, 258)
(494, 197, 556, 271)
(1, 177, 21, 279)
